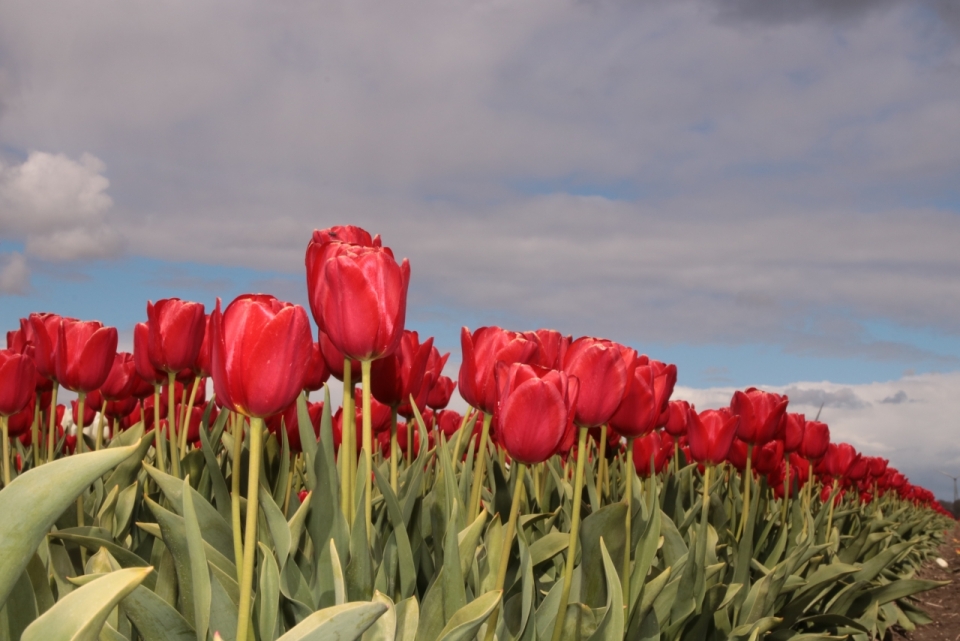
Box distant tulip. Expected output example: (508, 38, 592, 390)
(370, 330, 433, 410)
(6, 394, 35, 437)
(688, 408, 740, 465)
(459, 326, 540, 415)
(353, 387, 393, 434)
(318, 330, 360, 382)
(28, 313, 75, 382)
(426, 376, 456, 410)
(649, 360, 678, 427)
(610, 358, 676, 438)
(436, 409, 463, 437)
(780, 412, 805, 453)
(211, 294, 313, 418)
(7, 320, 52, 392)
(302, 342, 330, 392)
(664, 400, 693, 437)
(0, 349, 37, 416)
(494, 362, 579, 465)
(100, 353, 140, 401)
(54, 319, 117, 394)
(194, 314, 214, 377)
(867, 457, 888, 478)
(824, 442, 859, 479)
(754, 439, 784, 475)
(799, 420, 830, 461)
(134, 323, 166, 385)
(632, 430, 671, 476)
(561, 337, 628, 428)
(146, 298, 206, 373)
(730, 388, 788, 446)
(266, 401, 323, 452)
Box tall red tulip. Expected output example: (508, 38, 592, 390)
(55, 319, 118, 394)
(309, 242, 410, 361)
(194, 314, 214, 377)
(304, 224, 382, 321)
(610, 358, 677, 438)
(649, 360, 678, 427)
(134, 323, 166, 385)
(780, 412, 805, 453)
(494, 362, 579, 465)
(100, 353, 140, 401)
(632, 430, 671, 476)
(459, 326, 540, 415)
(436, 409, 463, 438)
(146, 298, 206, 373)
(664, 400, 693, 437)
(370, 330, 433, 410)
(302, 342, 330, 392)
(561, 337, 628, 428)
(211, 294, 313, 418)
(799, 420, 830, 461)
(730, 388, 789, 446)
(525, 329, 570, 369)
(754, 439, 784, 475)
(0, 349, 36, 416)
(28, 313, 75, 381)
(687, 408, 740, 465)
(426, 376, 456, 410)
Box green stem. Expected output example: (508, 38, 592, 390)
(551, 427, 588, 641)
(737, 444, 754, 540)
(782, 458, 791, 527)
(167, 372, 179, 478)
(76, 393, 86, 531)
(179, 376, 201, 459)
(484, 463, 526, 641)
(31, 402, 40, 467)
(622, 437, 635, 605)
(468, 413, 493, 519)
(153, 386, 165, 473)
(361, 360, 373, 544)
(1, 416, 10, 486)
(236, 416, 263, 641)
(596, 424, 607, 499)
(390, 408, 399, 495)
(47, 382, 59, 462)
(95, 399, 107, 451)
(231, 413, 244, 578)
(341, 359, 353, 524)
(826, 478, 838, 539)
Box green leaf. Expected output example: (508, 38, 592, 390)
(259, 542, 281, 641)
(361, 591, 397, 641)
(441, 502, 467, 622)
(119, 585, 195, 641)
(580, 502, 627, 608)
(395, 597, 420, 641)
(435, 590, 502, 641)
(21, 567, 151, 641)
(528, 531, 569, 567)
(587, 538, 624, 641)
(198, 409, 232, 525)
(276, 601, 389, 641)
(182, 477, 211, 641)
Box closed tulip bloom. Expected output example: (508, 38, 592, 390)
(134, 323, 166, 385)
(632, 430, 671, 476)
(302, 342, 331, 392)
(649, 360, 678, 427)
(311, 243, 410, 361)
(146, 298, 206, 373)
(494, 362, 579, 465)
(318, 330, 360, 382)
(100, 352, 140, 401)
(561, 337, 628, 428)
(730, 388, 789, 445)
(687, 408, 740, 465)
(754, 439, 784, 475)
(846, 453, 868, 482)
(726, 438, 750, 471)
(370, 330, 433, 409)
(609, 363, 658, 438)
(664, 400, 693, 437)
(6, 394, 35, 437)
(779, 412, 805, 453)
(194, 314, 214, 377)
(305, 224, 382, 319)
(436, 409, 463, 437)
(799, 420, 830, 461)
(55, 319, 118, 394)
(525, 329, 570, 369)
(0, 349, 37, 416)
(266, 400, 323, 452)
(29, 313, 75, 381)
(825, 442, 859, 479)
(7, 320, 52, 392)
(459, 326, 540, 414)
(211, 294, 313, 418)
(867, 457, 888, 478)
(426, 375, 456, 410)
(418, 345, 450, 411)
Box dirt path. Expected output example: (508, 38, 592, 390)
(893, 522, 960, 641)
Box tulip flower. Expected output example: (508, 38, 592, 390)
(436, 409, 463, 438)
(649, 359, 678, 428)
(632, 430, 671, 476)
(730, 388, 789, 446)
(304, 224, 382, 325)
(0, 348, 38, 484)
(780, 412, 805, 453)
(688, 408, 740, 466)
(754, 439, 784, 476)
(53, 319, 116, 394)
(561, 337, 629, 428)
(426, 375, 456, 410)
(6, 394, 36, 438)
(610, 358, 676, 438)
(101, 353, 139, 401)
(302, 342, 330, 393)
(146, 298, 206, 373)
(525, 329, 570, 369)
(799, 420, 830, 461)
(267, 400, 323, 453)
(7, 320, 53, 393)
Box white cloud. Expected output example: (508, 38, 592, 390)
(0, 151, 122, 260)
(675, 371, 960, 499)
(0, 252, 30, 295)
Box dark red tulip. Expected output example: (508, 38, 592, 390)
(395, 420, 432, 459)
(436, 409, 463, 438)
(726, 438, 749, 471)
(318, 330, 361, 382)
(799, 420, 830, 461)
(100, 353, 140, 401)
(28, 313, 76, 382)
(105, 397, 138, 421)
(304, 225, 382, 322)
(687, 408, 740, 466)
(730, 388, 789, 446)
(609, 363, 658, 438)
(525, 329, 570, 369)
(632, 430, 671, 476)
(211, 294, 313, 418)
(780, 412, 805, 453)
(353, 387, 393, 434)
(754, 439, 784, 475)
(194, 314, 214, 377)
(846, 454, 868, 482)
(824, 442, 859, 479)
(419, 345, 450, 412)
(134, 323, 166, 385)
(7, 321, 52, 392)
(266, 401, 323, 452)
(302, 342, 330, 392)
(664, 400, 693, 437)
(6, 393, 35, 436)
(309, 241, 410, 361)
(867, 457, 888, 479)
(71, 398, 97, 427)
(459, 326, 540, 415)
(561, 337, 628, 428)
(426, 376, 456, 410)
(146, 298, 206, 374)
(370, 330, 433, 411)
(54, 319, 118, 394)
(649, 360, 678, 428)
(494, 362, 579, 465)
(0, 349, 37, 416)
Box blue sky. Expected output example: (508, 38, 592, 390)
(2, 0, 960, 497)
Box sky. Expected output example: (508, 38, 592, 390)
(1, 0, 959, 499)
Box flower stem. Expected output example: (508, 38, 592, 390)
(782, 458, 791, 527)
(231, 413, 244, 578)
(76, 393, 86, 531)
(468, 413, 493, 519)
(1, 416, 10, 486)
(95, 399, 107, 450)
(484, 463, 526, 641)
(167, 372, 179, 478)
(46, 382, 59, 463)
(31, 402, 40, 467)
(552, 426, 588, 641)
(341, 359, 353, 524)
(361, 360, 374, 544)
(236, 415, 263, 641)
(153, 386, 165, 473)
(179, 376, 201, 460)
(596, 424, 607, 499)
(622, 436, 635, 605)
(390, 408, 399, 495)
(737, 444, 754, 540)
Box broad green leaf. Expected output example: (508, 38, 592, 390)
(276, 601, 388, 641)
(435, 590, 502, 641)
(579, 503, 627, 608)
(0, 442, 139, 606)
(361, 591, 397, 641)
(21, 567, 150, 641)
(182, 477, 211, 641)
(587, 538, 624, 641)
(528, 531, 568, 567)
(119, 585, 195, 641)
(259, 543, 281, 641)
(395, 596, 419, 641)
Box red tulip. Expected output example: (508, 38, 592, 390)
(194, 314, 214, 377)
(309, 242, 410, 361)
(7, 320, 52, 392)
(687, 408, 740, 465)
(525, 329, 570, 369)
(266, 401, 324, 452)
(632, 430, 671, 476)
(304, 224, 382, 322)
(459, 326, 540, 415)
(28, 313, 76, 381)
(53, 319, 118, 394)
(779, 412, 805, 453)
(318, 330, 361, 382)
(160, 379, 205, 408)
(867, 457, 888, 478)
(436, 409, 463, 437)
(754, 439, 784, 475)
(105, 397, 138, 421)
(493, 362, 579, 465)
(134, 323, 166, 385)
(561, 337, 628, 428)
(730, 388, 788, 446)
(353, 387, 393, 434)
(649, 360, 678, 427)
(6, 393, 35, 436)
(146, 298, 206, 373)
(211, 294, 313, 418)
(370, 330, 433, 410)
(302, 342, 330, 392)
(71, 398, 97, 427)
(799, 420, 830, 461)
(663, 400, 693, 437)
(824, 442, 860, 479)
(0, 349, 37, 416)
(726, 438, 749, 471)
(610, 357, 676, 438)
(419, 345, 451, 411)
(426, 376, 456, 410)
(100, 353, 140, 401)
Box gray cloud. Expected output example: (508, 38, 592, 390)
(782, 386, 869, 410)
(0, 252, 29, 295)
(881, 390, 909, 404)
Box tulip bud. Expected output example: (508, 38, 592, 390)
(688, 408, 740, 466)
(54, 319, 118, 394)
(561, 337, 628, 428)
(0, 349, 37, 417)
(459, 326, 540, 415)
(146, 298, 206, 373)
(730, 388, 789, 446)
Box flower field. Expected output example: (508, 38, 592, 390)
(0, 225, 953, 641)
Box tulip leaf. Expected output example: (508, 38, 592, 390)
(528, 531, 569, 567)
(119, 585, 196, 641)
(182, 477, 211, 641)
(198, 410, 233, 524)
(579, 502, 627, 608)
(435, 589, 502, 641)
(373, 463, 417, 599)
(346, 459, 374, 602)
(441, 501, 467, 622)
(276, 601, 388, 641)
(209, 566, 240, 641)
(0, 442, 139, 607)
(260, 483, 293, 568)
(21, 567, 151, 641)
(395, 596, 420, 641)
(259, 542, 281, 641)
(361, 590, 397, 641)
(586, 538, 624, 641)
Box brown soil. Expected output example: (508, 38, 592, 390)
(892, 522, 960, 641)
